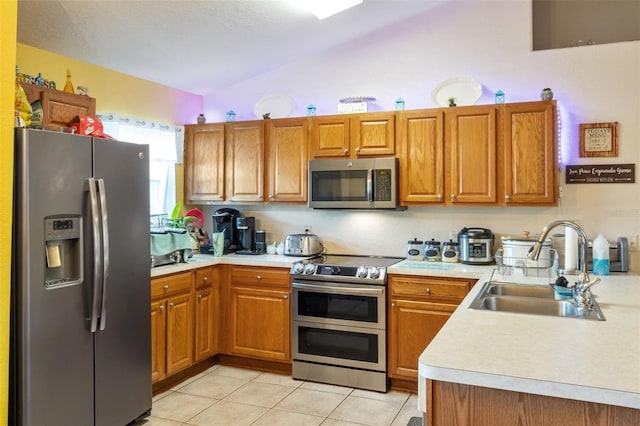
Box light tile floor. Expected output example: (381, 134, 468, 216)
(141, 365, 423, 426)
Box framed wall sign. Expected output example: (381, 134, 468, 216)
(579, 122, 618, 157)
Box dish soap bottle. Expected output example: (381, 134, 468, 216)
(592, 234, 610, 276)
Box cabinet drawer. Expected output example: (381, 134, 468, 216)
(389, 275, 474, 301)
(230, 266, 289, 287)
(151, 272, 193, 298)
(195, 267, 215, 289)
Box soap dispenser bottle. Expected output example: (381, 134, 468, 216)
(592, 234, 610, 275)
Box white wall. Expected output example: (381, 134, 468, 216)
(201, 1, 639, 270)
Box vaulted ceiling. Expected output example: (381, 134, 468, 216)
(18, 0, 444, 96)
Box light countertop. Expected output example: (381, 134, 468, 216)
(150, 253, 308, 277)
(407, 262, 640, 410)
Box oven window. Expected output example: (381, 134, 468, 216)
(298, 326, 379, 363)
(297, 291, 378, 323)
(311, 170, 368, 201)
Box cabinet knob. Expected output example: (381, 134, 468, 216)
(198, 294, 203, 299)
(437, 194, 443, 200)
(256, 275, 262, 280)
(344, 148, 349, 154)
(203, 276, 208, 282)
(505, 195, 511, 201)
(355, 147, 361, 153)
(391, 303, 396, 308)
(159, 304, 165, 311)
(168, 302, 175, 307)
(283, 294, 289, 300)
(425, 288, 431, 294)
(451, 194, 456, 200)
(269, 194, 274, 199)
(163, 285, 169, 290)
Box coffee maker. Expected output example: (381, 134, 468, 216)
(235, 216, 255, 254)
(212, 208, 241, 253)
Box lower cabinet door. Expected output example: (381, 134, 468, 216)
(195, 286, 218, 361)
(166, 292, 194, 375)
(150, 300, 166, 383)
(229, 286, 290, 361)
(388, 299, 456, 379)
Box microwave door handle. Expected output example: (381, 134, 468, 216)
(367, 169, 374, 202)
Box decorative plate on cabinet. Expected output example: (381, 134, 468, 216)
(431, 77, 482, 107)
(253, 94, 295, 118)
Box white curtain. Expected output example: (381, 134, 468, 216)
(97, 113, 184, 216)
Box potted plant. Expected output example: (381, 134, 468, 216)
(448, 97, 456, 107)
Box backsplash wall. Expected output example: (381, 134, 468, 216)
(201, 204, 638, 272)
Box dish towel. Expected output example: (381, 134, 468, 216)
(150, 232, 193, 258)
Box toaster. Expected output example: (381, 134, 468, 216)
(284, 233, 324, 256)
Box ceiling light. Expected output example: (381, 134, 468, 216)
(297, 0, 363, 20)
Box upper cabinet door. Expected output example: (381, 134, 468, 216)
(351, 112, 396, 157)
(184, 124, 226, 202)
(310, 115, 350, 158)
(448, 106, 497, 204)
(226, 121, 265, 202)
(503, 101, 557, 205)
(397, 109, 445, 204)
(266, 118, 309, 203)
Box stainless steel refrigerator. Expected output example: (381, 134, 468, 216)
(11, 128, 152, 426)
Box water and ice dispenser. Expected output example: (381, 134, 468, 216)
(44, 216, 83, 288)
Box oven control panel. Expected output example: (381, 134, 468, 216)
(290, 262, 387, 284)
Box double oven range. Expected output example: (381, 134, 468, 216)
(290, 254, 402, 392)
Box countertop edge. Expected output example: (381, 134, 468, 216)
(418, 364, 640, 410)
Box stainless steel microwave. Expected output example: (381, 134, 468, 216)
(308, 157, 400, 209)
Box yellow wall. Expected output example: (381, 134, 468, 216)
(1, 2, 18, 423)
(17, 43, 203, 124)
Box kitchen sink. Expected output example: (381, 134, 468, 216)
(484, 283, 556, 298)
(469, 282, 605, 321)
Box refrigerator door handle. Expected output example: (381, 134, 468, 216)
(97, 178, 110, 331)
(87, 178, 102, 333)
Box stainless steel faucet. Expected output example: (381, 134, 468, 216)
(528, 220, 600, 309)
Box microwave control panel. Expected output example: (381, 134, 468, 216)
(374, 170, 392, 201)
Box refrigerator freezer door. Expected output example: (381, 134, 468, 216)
(92, 138, 152, 426)
(12, 129, 95, 425)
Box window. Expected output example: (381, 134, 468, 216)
(98, 113, 183, 216)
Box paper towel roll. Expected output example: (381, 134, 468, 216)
(564, 227, 579, 273)
(46, 244, 62, 268)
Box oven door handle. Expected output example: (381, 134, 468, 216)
(292, 281, 384, 295)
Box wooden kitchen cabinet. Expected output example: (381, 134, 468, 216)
(388, 275, 475, 388)
(397, 109, 445, 203)
(447, 105, 498, 204)
(151, 271, 194, 383)
(265, 117, 309, 203)
(194, 267, 220, 361)
(226, 120, 265, 202)
(398, 106, 497, 205)
(503, 101, 557, 206)
(399, 101, 556, 207)
(227, 266, 291, 362)
(184, 123, 226, 202)
(310, 112, 395, 158)
(19, 82, 96, 131)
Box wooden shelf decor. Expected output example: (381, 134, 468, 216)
(579, 121, 618, 157)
